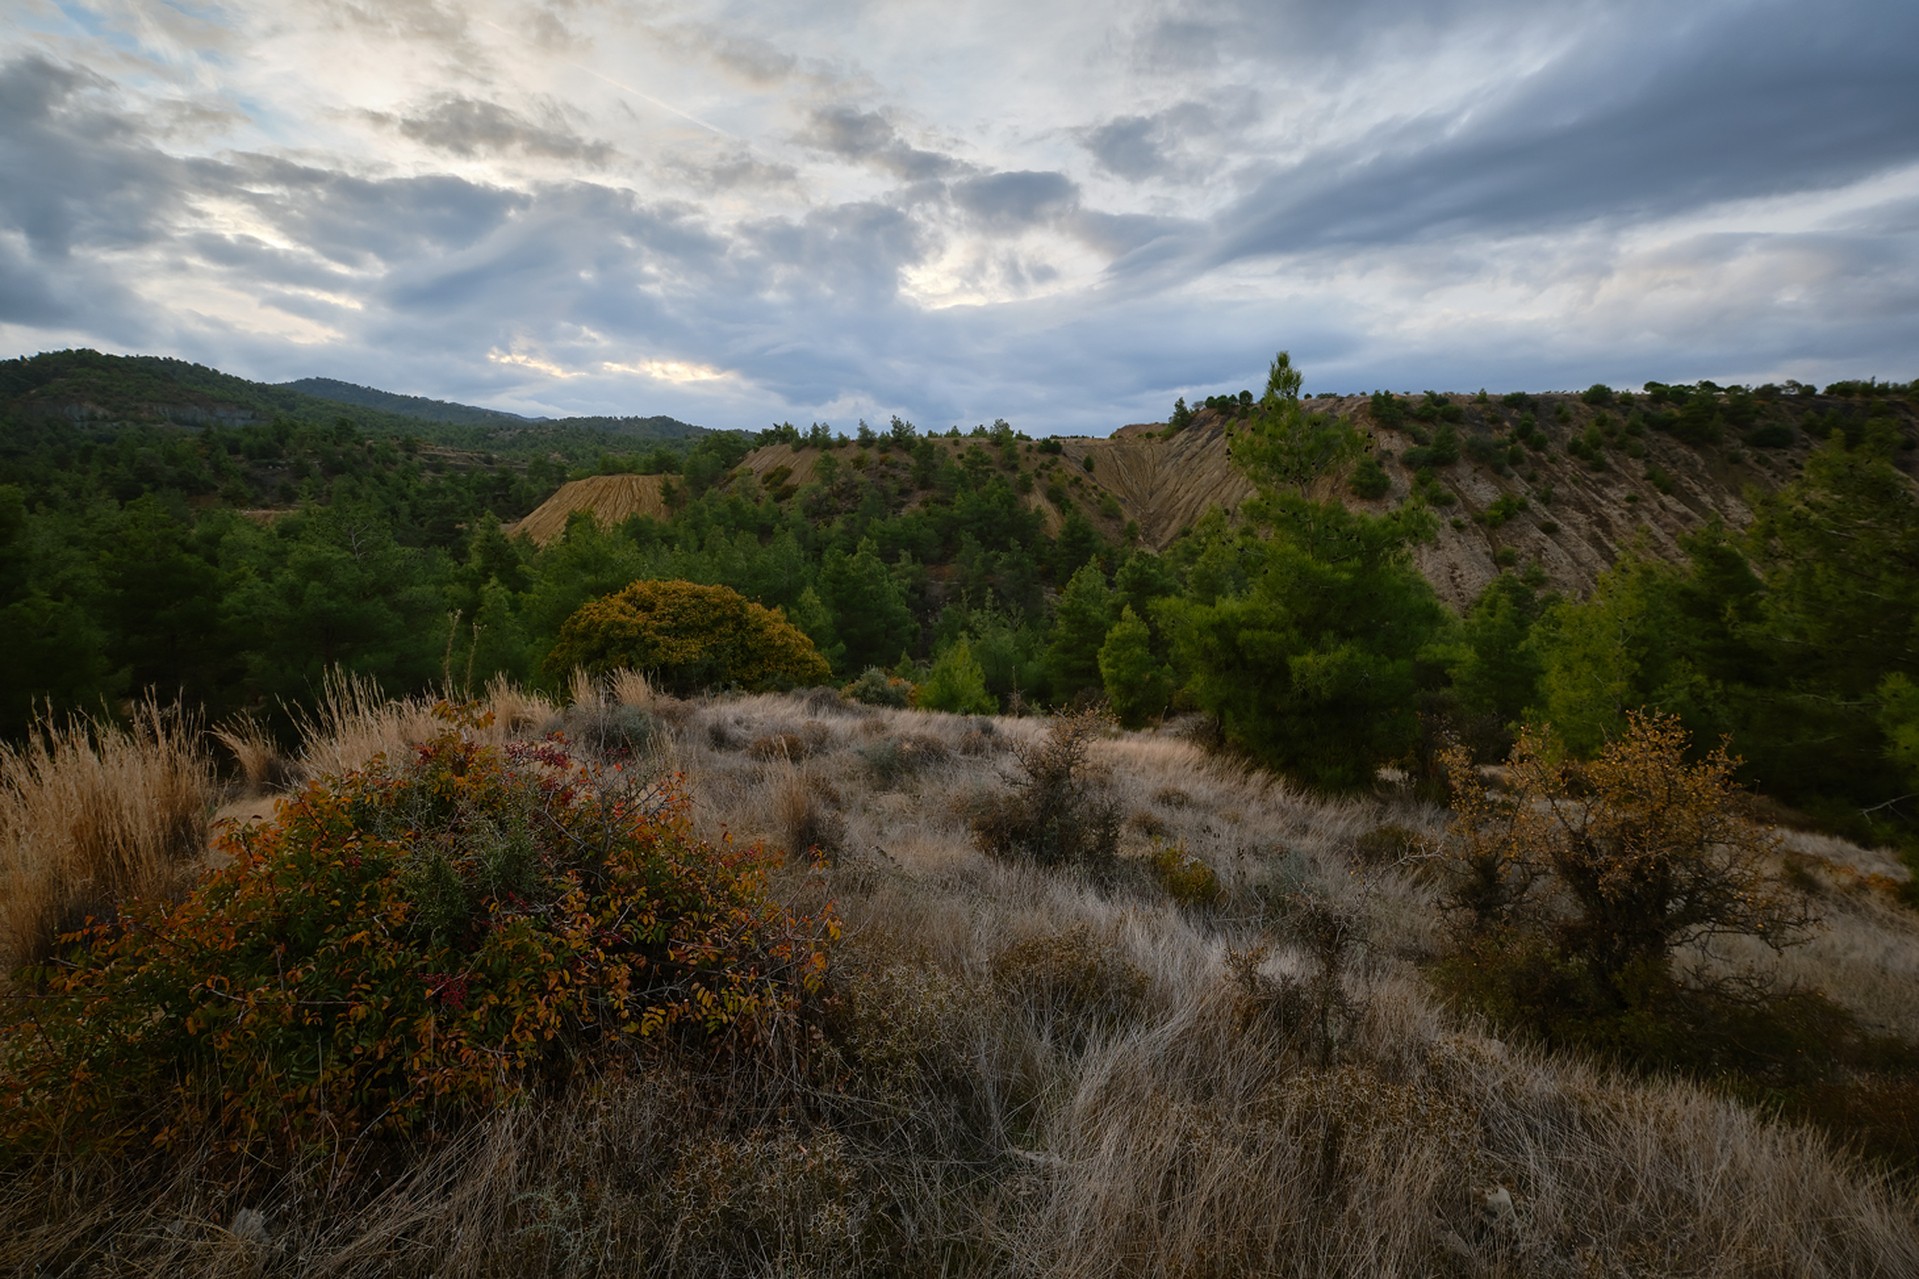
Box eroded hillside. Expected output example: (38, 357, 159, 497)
(517, 387, 1918, 608)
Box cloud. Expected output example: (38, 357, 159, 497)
(1201, 1, 1919, 265)
(364, 94, 615, 165)
(0, 55, 187, 256)
(952, 170, 1079, 231)
(800, 103, 968, 181)
(1077, 101, 1224, 182)
(2, 1, 1917, 437)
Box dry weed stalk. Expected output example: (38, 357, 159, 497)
(0, 698, 215, 971)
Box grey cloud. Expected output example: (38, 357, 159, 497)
(0, 56, 189, 256)
(801, 104, 969, 180)
(700, 32, 800, 87)
(0, 233, 78, 326)
(664, 149, 800, 194)
(317, 0, 481, 56)
(744, 201, 929, 305)
(951, 171, 1080, 231)
(366, 94, 615, 165)
(223, 155, 531, 271)
(1136, 0, 1616, 72)
(1199, 1, 1919, 267)
(1068, 210, 1193, 261)
(1077, 102, 1223, 181)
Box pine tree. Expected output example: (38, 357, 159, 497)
(1098, 606, 1171, 727)
(1046, 562, 1114, 701)
(916, 638, 996, 714)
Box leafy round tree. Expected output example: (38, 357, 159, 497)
(546, 579, 830, 695)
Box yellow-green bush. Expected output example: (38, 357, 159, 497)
(1147, 840, 1221, 907)
(546, 579, 831, 695)
(0, 713, 836, 1153)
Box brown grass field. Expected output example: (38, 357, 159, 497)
(2, 680, 1916, 1275)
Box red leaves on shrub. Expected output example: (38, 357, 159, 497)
(1, 723, 836, 1153)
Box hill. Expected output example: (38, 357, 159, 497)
(517, 384, 1918, 608)
(279, 376, 535, 428)
(510, 473, 674, 544)
(0, 349, 713, 458)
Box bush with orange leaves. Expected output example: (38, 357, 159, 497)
(0, 713, 836, 1154)
(1439, 712, 1813, 1015)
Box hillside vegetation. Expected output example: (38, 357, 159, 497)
(1, 677, 1915, 1274)
(5, 349, 1919, 1272)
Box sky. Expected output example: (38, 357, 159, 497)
(2, 1, 1917, 436)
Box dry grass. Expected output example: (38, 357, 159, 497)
(293, 668, 446, 781)
(5, 685, 1917, 1275)
(0, 698, 216, 973)
(293, 669, 565, 783)
(210, 715, 287, 796)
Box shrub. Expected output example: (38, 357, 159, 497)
(1352, 823, 1425, 867)
(1147, 841, 1222, 907)
(1227, 891, 1365, 1065)
(990, 924, 1147, 1043)
(774, 770, 845, 862)
(971, 709, 1120, 871)
(859, 734, 949, 788)
(1438, 714, 1812, 1010)
(844, 666, 914, 708)
(914, 639, 996, 715)
(1346, 454, 1390, 499)
(546, 579, 831, 695)
(0, 717, 836, 1152)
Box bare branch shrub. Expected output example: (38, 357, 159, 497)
(1442, 713, 1813, 1008)
(971, 708, 1120, 872)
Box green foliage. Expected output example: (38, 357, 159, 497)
(1167, 396, 1193, 433)
(1479, 493, 1528, 528)
(0, 722, 835, 1151)
(1167, 495, 1449, 789)
(1164, 353, 1453, 788)
(1097, 606, 1172, 728)
(915, 638, 996, 714)
(546, 579, 831, 694)
(1046, 562, 1115, 701)
(1448, 572, 1548, 749)
(1228, 352, 1362, 496)
(818, 541, 917, 672)
(1346, 453, 1390, 499)
(1401, 424, 1459, 471)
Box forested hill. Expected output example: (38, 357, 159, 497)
(278, 377, 535, 429)
(7, 347, 1919, 837)
(0, 350, 711, 449)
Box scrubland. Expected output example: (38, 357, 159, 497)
(2, 679, 1916, 1276)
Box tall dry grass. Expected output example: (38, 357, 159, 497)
(0, 698, 216, 972)
(4, 685, 1916, 1276)
(291, 668, 564, 783)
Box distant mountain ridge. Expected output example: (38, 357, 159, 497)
(279, 377, 536, 428)
(0, 349, 712, 448)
